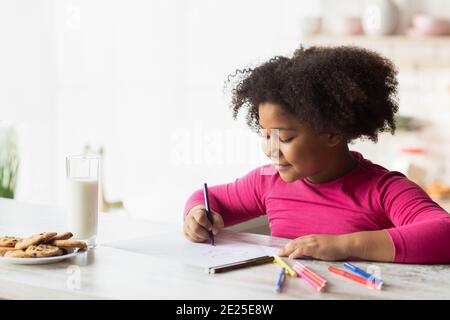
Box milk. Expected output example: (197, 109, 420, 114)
(66, 178, 99, 241)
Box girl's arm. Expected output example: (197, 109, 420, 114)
(279, 172, 450, 264)
(183, 166, 269, 227)
(277, 230, 395, 262)
(374, 171, 450, 264)
(334, 172, 450, 264)
(343, 230, 394, 262)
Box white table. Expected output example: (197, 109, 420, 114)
(0, 199, 449, 299)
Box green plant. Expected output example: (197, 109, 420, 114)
(0, 126, 19, 199)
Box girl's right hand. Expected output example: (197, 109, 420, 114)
(183, 205, 224, 243)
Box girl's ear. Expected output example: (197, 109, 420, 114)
(327, 133, 342, 147)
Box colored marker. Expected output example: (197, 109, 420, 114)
(295, 267, 324, 291)
(207, 256, 274, 274)
(275, 267, 286, 293)
(273, 256, 297, 277)
(293, 263, 327, 288)
(343, 262, 384, 287)
(328, 265, 381, 290)
(203, 183, 215, 246)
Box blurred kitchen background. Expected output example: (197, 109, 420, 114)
(1, 0, 449, 232)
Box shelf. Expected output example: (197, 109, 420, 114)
(300, 35, 450, 69)
(302, 35, 450, 44)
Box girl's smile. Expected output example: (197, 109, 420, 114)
(273, 163, 291, 171)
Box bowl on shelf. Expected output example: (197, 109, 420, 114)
(332, 17, 363, 35)
(298, 16, 322, 36)
(407, 14, 450, 36)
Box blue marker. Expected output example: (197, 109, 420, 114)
(275, 267, 286, 293)
(343, 262, 384, 287)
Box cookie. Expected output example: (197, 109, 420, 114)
(0, 236, 22, 247)
(50, 240, 87, 250)
(0, 247, 20, 256)
(46, 232, 73, 242)
(15, 232, 57, 250)
(25, 244, 63, 258)
(4, 249, 32, 258)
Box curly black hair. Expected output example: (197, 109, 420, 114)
(226, 46, 399, 142)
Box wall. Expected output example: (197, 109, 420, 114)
(1, 0, 449, 226)
(0, 0, 56, 204)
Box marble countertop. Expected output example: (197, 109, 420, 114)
(0, 199, 449, 300)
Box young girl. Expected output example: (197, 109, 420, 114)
(183, 46, 450, 264)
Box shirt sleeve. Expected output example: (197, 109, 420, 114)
(377, 171, 450, 264)
(183, 166, 269, 227)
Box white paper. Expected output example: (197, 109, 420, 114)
(103, 231, 279, 268)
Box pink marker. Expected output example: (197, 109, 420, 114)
(296, 268, 325, 292)
(294, 263, 327, 286)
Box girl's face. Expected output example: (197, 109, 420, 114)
(259, 102, 338, 183)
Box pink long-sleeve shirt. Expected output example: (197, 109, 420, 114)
(184, 151, 450, 264)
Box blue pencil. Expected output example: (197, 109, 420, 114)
(343, 262, 384, 287)
(203, 183, 215, 246)
(275, 267, 286, 293)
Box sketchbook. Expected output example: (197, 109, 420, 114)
(103, 230, 279, 268)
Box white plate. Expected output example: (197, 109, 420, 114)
(0, 248, 87, 265)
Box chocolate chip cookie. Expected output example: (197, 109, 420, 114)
(0, 236, 22, 247)
(50, 239, 87, 250)
(25, 244, 64, 257)
(14, 232, 57, 250)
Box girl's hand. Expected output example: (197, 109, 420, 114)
(277, 234, 351, 261)
(183, 205, 224, 243)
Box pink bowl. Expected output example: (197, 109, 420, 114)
(412, 14, 450, 35)
(333, 17, 363, 35)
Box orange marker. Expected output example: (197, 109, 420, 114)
(328, 265, 381, 290)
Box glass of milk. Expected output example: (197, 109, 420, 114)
(66, 155, 100, 247)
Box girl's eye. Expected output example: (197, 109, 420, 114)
(280, 137, 293, 143)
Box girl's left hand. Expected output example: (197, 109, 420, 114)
(277, 234, 351, 261)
